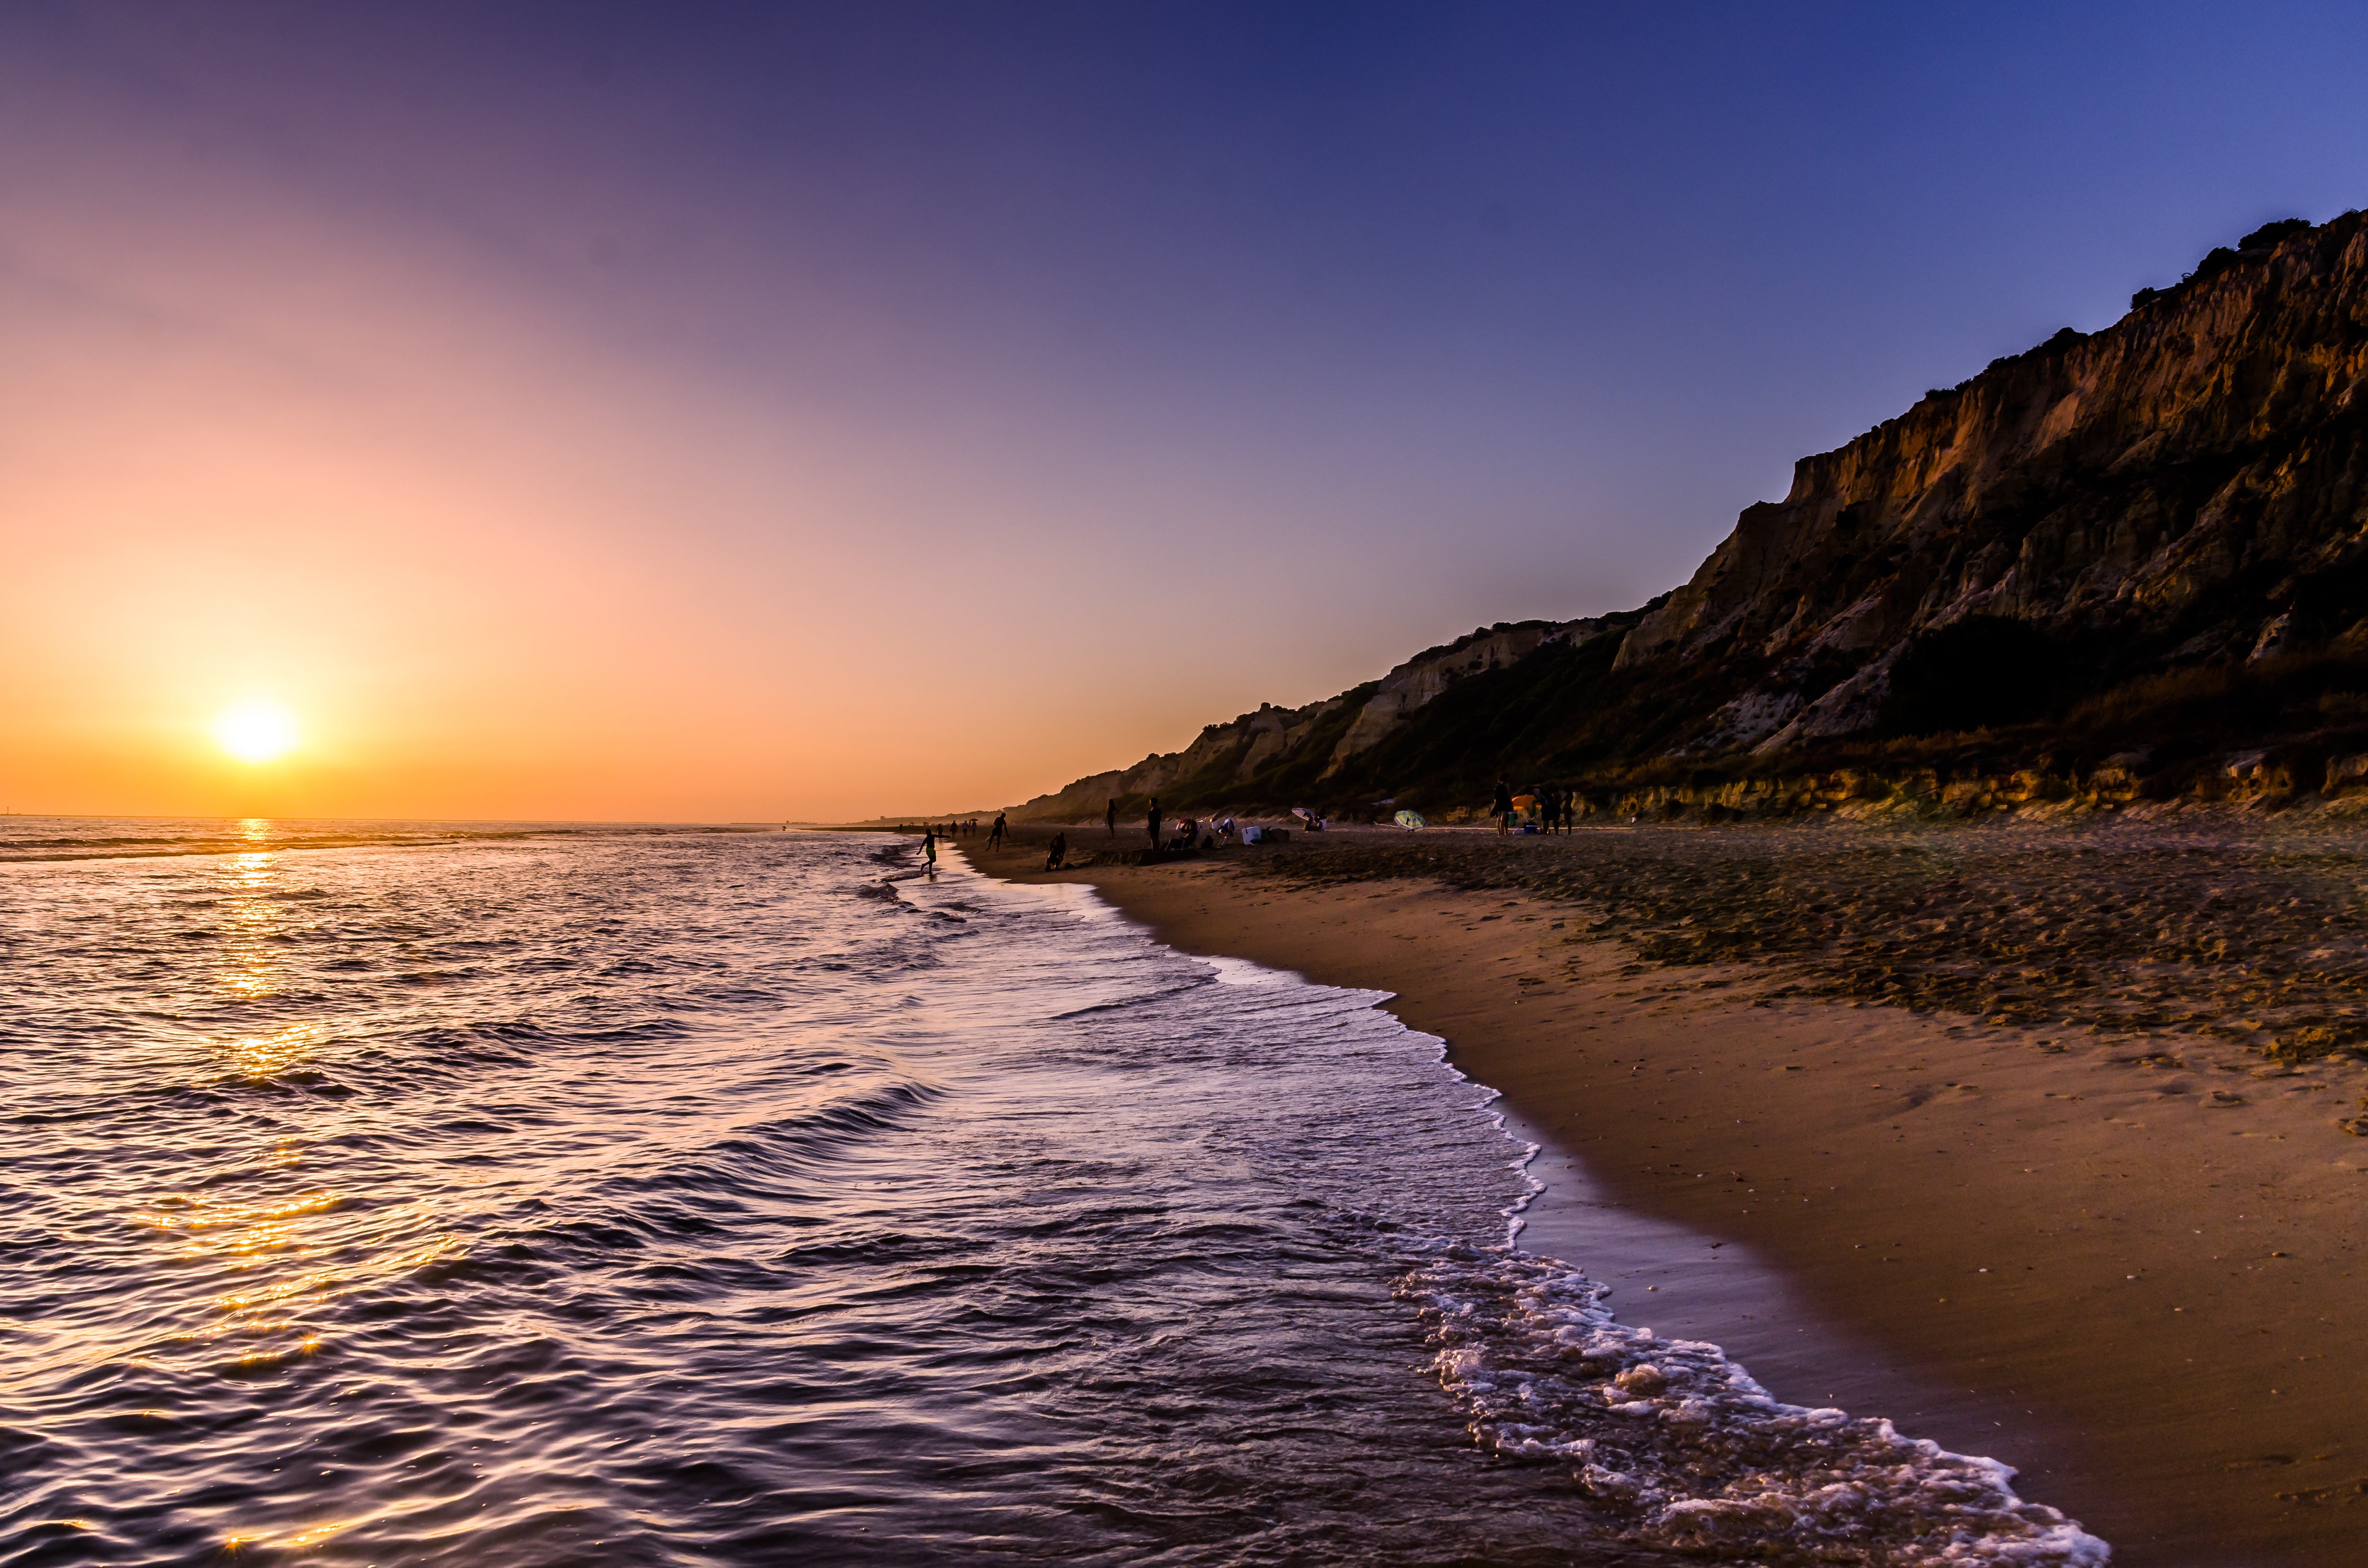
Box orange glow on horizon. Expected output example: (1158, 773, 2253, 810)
(0, 103, 1417, 825)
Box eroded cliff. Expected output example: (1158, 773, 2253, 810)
(1014, 213, 2368, 822)
(1621, 213, 2368, 754)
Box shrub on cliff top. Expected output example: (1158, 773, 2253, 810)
(2240, 217, 2311, 252)
(2183, 246, 2242, 286)
(2141, 222, 2311, 306)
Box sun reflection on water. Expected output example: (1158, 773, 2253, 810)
(221, 1512, 376, 1556)
(217, 849, 285, 1003)
(123, 824, 477, 1395)
(216, 1021, 330, 1078)
(278, 1514, 372, 1550)
(124, 1170, 466, 1367)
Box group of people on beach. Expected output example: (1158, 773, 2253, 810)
(923, 780, 1575, 875)
(1137, 796, 1209, 852)
(904, 818, 984, 841)
(915, 813, 1018, 876)
(1096, 795, 1215, 849)
(1491, 775, 1580, 835)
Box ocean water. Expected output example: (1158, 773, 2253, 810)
(0, 821, 2107, 1566)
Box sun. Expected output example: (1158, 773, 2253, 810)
(214, 701, 300, 764)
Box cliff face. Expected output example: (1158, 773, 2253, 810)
(1619, 214, 2368, 749)
(1013, 618, 1621, 820)
(1328, 615, 1629, 766)
(1013, 212, 2368, 822)
(1011, 693, 1358, 822)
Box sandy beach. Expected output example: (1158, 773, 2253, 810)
(954, 820, 2368, 1568)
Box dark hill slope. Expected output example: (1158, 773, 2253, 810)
(1014, 213, 2368, 823)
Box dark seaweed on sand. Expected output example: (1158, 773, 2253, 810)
(1243, 827, 2368, 1073)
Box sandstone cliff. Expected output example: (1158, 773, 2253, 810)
(1014, 212, 2368, 822)
(1619, 213, 2368, 754)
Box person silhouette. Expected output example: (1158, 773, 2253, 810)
(920, 826, 939, 877)
(1106, 798, 1117, 837)
(989, 812, 1007, 851)
(1046, 831, 1067, 871)
(1146, 796, 1162, 850)
(1492, 775, 1513, 837)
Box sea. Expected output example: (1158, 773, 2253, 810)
(0, 819, 2108, 1566)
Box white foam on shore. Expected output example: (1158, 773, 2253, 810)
(1054, 871, 2111, 1563)
(1400, 1247, 2111, 1566)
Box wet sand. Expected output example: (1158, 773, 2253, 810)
(957, 822, 2368, 1568)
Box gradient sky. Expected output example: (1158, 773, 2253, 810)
(8, 2, 2368, 822)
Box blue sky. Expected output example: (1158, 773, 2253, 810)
(7, 2, 2368, 814)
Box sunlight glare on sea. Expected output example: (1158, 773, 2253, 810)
(0, 822, 2103, 1566)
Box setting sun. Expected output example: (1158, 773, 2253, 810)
(214, 702, 300, 764)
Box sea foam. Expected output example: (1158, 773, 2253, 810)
(1401, 1247, 2111, 1565)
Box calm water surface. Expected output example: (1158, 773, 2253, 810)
(0, 822, 2104, 1565)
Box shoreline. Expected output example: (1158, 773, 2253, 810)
(952, 825, 2368, 1568)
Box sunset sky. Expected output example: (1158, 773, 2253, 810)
(8, 2, 2368, 822)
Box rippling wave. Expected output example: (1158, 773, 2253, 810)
(0, 823, 2102, 1564)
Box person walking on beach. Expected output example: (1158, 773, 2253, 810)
(989, 812, 1007, 852)
(1146, 796, 1163, 850)
(920, 826, 940, 878)
(1492, 775, 1513, 836)
(1106, 798, 1117, 837)
(1046, 831, 1067, 871)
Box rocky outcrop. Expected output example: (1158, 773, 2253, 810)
(1325, 616, 1624, 771)
(1011, 619, 1621, 819)
(1010, 695, 1354, 822)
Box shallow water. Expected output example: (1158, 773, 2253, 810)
(0, 822, 2104, 1564)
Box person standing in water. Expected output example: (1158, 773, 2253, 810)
(920, 826, 939, 877)
(1106, 798, 1117, 838)
(1146, 796, 1163, 850)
